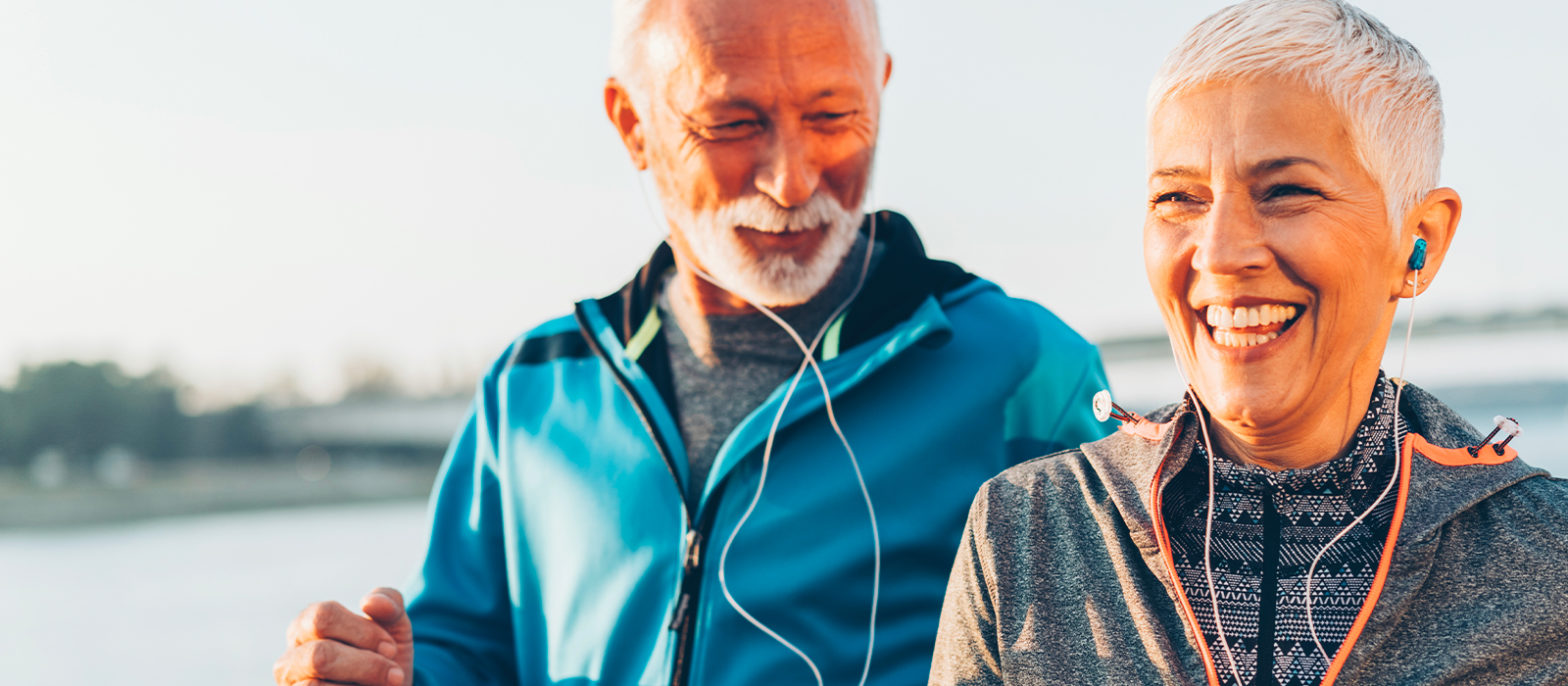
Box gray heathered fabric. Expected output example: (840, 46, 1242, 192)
(930, 383, 1568, 685)
(660, 237, 871, 504)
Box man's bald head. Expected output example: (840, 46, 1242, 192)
(610, 0, 883, 110)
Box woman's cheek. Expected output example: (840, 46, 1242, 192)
(1143, 225, 1189, 298)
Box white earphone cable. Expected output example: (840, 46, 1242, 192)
(637, 174, 881, 686)
(1303, 261, 1417, 664)
(1189, 388, 1247, 686)
(708, 212, 879, 686)
(1182, 250, 1421, 684)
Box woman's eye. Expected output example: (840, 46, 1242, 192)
(1264, 184, 1321, 200)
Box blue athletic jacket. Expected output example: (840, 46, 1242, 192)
(403, 212, 1114, 685)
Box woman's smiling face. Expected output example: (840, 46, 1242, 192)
(1144, 77, 1412, 441)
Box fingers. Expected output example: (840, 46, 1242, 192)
(360, 588, 411, 643)
(274, 639, 405, 686)
(360, 588, 404, 624)
(288, 601, 397, 657)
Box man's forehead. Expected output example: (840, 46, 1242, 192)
(645, 0, 879, 98)
(667, 0, 874, 42)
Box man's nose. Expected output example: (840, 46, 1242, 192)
(754, 125, 820, 208)
(1193, 192, 1273, 275)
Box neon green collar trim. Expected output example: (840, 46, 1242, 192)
(626, 304, 849, 363)
(624, 306, 662, 362)
(822, 312, 848, 361)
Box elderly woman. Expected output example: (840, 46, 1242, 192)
(930, 1, 1568, 684)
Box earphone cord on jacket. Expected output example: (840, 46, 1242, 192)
(636, 175, 881, 686)
(1189, 391, 1246, 686)
(1188, 261, 1421, 685)
(1303, 263, 1418, 666)
(706, 211, 879, 686)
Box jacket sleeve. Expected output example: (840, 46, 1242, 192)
(930, 485, 1006, 686)
(404, 372, 521, 685)
(1002, 303, 1116, 462)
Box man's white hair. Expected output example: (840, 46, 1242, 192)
(610, 0, 883, 111)
(1149, 0, 1443, 227)
(608, 0, 660, 108)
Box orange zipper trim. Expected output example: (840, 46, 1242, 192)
(1149, 432, 1416, 686)
(1316, 434, 1414, 685)
(1149, 454, 1224, 686)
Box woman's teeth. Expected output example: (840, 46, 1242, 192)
(1204, 304, 1301, 348)
(1213, 330, 1279, 348)
(1205, 304, 1299, 329)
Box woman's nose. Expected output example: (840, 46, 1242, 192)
(1193, 193, 1273, 275)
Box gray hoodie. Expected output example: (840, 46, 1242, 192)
(931, 384, 1568, 685)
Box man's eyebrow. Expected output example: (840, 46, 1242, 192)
(807, 84, 866, 102)
(1150, 166, 1202, 180)
(685, 96, 765, 116)
(1250, 156, 1326, 174)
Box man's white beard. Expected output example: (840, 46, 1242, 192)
(672, 192, 861, 308)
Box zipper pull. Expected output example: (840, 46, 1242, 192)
(683, 530, 703, 572)
(668, 592, 691, 631)
(668, 530, 704, 631)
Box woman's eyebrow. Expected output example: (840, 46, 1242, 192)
(1249, 156, 1327, 175)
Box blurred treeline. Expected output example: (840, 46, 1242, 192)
(0, 361, 269, 470)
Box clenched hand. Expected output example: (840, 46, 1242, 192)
(275, 587, 413, 686)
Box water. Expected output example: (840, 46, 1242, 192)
(0, 502, 429, 686)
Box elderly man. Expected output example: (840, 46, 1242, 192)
(274, 1, 1111, 684)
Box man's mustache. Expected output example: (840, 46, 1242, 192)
(713, 193, 851, 234)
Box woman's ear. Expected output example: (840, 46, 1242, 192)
(1400, 187, 1462, 298)
(604, 78, 648, 171)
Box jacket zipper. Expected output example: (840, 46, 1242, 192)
(1256, 488, 1280, 683)
(667, 486, 725, 686)
(575, 308, 710, 686)
(1150, 422, 1412, 686)
(1149, 440, 1225, 686)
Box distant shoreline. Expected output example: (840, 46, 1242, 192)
(0, 459, 439, 531)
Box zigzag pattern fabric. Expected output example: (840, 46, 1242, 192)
(1163, 376, 1400, 686)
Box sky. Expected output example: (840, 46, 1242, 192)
(3, 0, 1565, 407)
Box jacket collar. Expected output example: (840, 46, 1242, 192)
(1079, 381, 1548, 556)
(1393, 382, 1546, 543)
(572, 211, 976, 506)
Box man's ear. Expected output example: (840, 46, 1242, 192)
(604, 78, 648, 171)
(880, 53, 893, 89)
(1399, 187, 1461, 298)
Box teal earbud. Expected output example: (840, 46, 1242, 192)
(1408, 237, 1428, 271)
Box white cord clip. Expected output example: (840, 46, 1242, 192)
(1474, 415, 1523, 457)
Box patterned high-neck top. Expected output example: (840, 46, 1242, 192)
(1162, 376, 1402, 686)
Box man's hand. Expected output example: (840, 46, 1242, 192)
(275, 587, 414, 686)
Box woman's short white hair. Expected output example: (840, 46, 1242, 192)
(1150, 0, 1443, 227)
